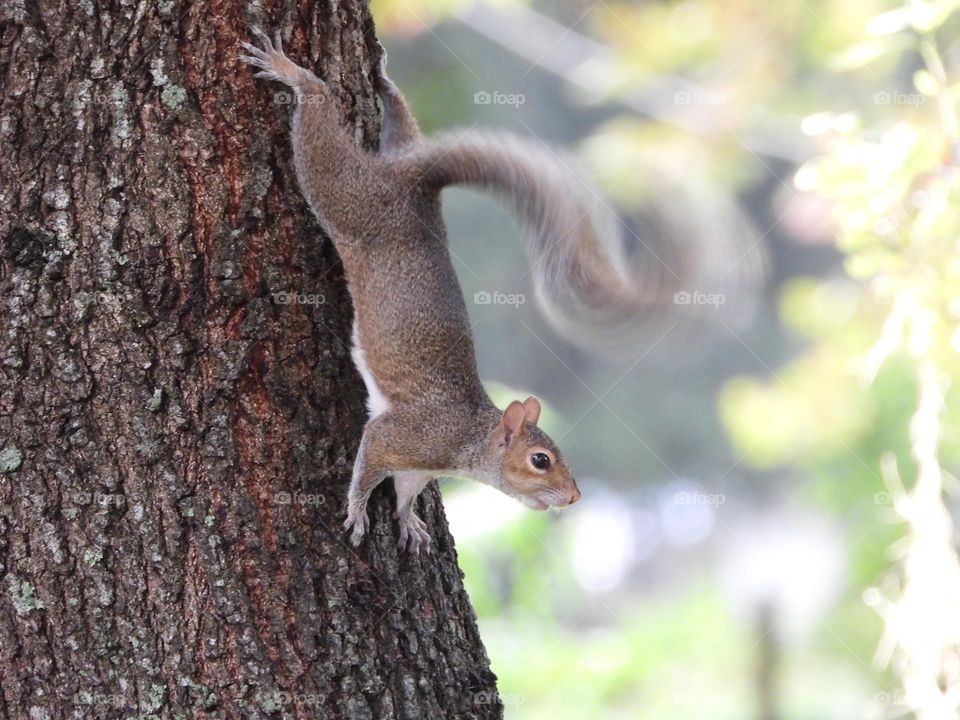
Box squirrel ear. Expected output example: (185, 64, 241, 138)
(499, 401, 527, 446)
(522, 396, 541, 425)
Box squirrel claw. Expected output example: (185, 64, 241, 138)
(397, 512, 431, 555)
(343, 512, 368, 546)
(239, 26, 323, 88)
(250, 26, 274, 52)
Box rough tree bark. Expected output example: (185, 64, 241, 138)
(0, 1, 501, 718)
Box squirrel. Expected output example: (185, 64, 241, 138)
(239, 28, 738, 554)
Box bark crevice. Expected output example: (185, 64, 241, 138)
(0, 2, 500, 718)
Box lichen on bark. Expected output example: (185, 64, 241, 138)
(0, 1, 500, 718)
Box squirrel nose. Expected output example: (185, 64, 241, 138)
(568, 487, 581, 505)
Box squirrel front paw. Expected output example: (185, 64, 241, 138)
(396, 510, 431, 555)
(239, 27, 322, 89)
(343, 509, 369, 547)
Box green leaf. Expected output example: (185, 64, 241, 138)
(867, 7, 911, 36)
(913, 69, 940, 96)
(829, 35, 913, 71)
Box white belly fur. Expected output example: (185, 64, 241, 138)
(350, 323, 390, 419)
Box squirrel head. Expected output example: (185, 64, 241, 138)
(490, 396, 581, 510)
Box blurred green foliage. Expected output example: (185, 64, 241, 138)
(378, 0, 960, 716)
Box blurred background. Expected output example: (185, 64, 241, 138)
(374, 1, 960, 718)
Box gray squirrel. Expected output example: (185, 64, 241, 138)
(239, 28, 745, 554)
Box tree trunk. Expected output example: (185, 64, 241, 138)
(0, 2, 499, 718)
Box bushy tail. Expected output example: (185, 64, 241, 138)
(413, 130, 762, 356)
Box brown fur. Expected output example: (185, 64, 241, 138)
(240, 31, 580, 554)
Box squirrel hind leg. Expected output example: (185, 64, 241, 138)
(343, 425, 390, 546)
(239, 27, 322, 90)
(373, 48, 421, 153)
(393, 471, 433, 554)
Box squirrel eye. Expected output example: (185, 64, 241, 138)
(530, 452, 551, 470)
